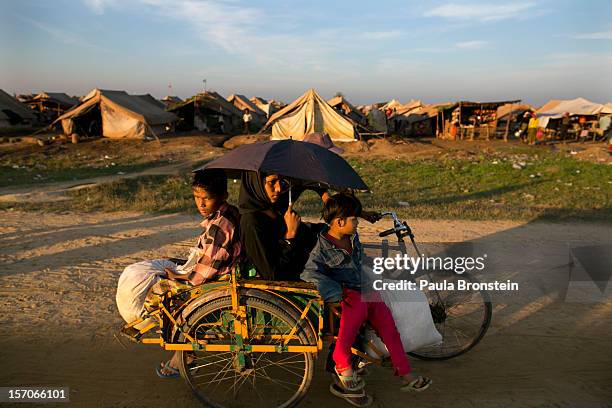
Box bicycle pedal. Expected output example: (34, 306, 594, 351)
(120, 326, 143, 343)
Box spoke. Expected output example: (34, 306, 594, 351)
(257, 357, 305, 377)
(190, 355, 235, 371)
(255, 370, 302, 390)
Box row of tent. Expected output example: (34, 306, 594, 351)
(2, 87, 611, 141)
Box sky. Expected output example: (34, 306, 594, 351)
(1, 0, 611, 106)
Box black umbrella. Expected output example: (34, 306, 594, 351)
(195, 139, 369, 192)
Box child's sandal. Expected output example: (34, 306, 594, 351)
(400, 375, 432, 392)
(334, 367, 365, 391)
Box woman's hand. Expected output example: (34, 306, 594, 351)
(284, 204, 301, 239)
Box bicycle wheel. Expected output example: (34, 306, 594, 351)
(178, 295, 315, 408)
(407, 271, 492, 360)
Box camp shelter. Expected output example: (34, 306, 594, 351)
(327, 95, 366, 124)
(26, 92, 79, 121)
(388, 100, 424, 134)
(250, 96, 282, 118)
(262, 89, 357, 142)
(168, 91, 243, 133)
(161, 95, 183, 108)
(135, 94, 166, 110)
(496, 103, 533, 122)
(393, 104, 442, 137)
(227, 94, 267, 128)
(536, 97, 609, 127)
(52, 89, 177, 139)
(366, 108, 388, 133)
(392, 100, 423, 117)
(381, 99, 403, 112)
(0, 89, 37, 128)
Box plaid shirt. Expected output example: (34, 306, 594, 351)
(186, 202, 241, 285)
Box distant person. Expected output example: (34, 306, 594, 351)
(517, 111, 531, 141)
(116, 169, 241, 379)
(559, 112, 570, 139)
(243, 108, 252, 134)
(527, 112, 539, 145)
(218, 115, 225, 134)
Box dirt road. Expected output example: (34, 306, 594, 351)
(1, 210, 611, 407)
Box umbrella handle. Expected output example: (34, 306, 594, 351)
(288, 182, 292, 207)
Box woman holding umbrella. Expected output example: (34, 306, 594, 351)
(238, 171, 324, 280)
(239, 171, 380, 281)
(198, 137, 379, 280)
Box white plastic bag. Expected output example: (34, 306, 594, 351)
(116, 259, 176, 323)
(377, 280, 443, 352)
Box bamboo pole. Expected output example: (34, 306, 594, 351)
(504, 103, 513, 142)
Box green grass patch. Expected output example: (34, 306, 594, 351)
(0, 162, 165, 187)
(3, 151, 611, 222)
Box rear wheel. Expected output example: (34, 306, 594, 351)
(407, 271, 492, 360)
(178, 295, 315, 408)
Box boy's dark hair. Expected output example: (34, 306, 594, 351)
(192, 169, 228, 197)
(322, 193, 362, 224)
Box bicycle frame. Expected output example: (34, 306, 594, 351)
(121, 268, 325, 367)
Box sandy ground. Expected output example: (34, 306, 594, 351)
(1, 210, 611, 407)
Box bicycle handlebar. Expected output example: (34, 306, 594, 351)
(378, 212, 412, 238)
(379, 228, 396, 237)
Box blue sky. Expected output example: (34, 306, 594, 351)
(1, 0, 611, 106)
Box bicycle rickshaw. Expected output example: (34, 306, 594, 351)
(120, 211, 492, 408)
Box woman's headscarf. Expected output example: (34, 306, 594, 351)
(238, 171, 314, 215)
(238, 171, 271, 214)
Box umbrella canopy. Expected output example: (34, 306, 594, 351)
(196, 139, 369, 192)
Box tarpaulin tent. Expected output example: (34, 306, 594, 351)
(26, 92, 79, 123)
(496, 103, 533, 121)
(262, 89, 357, 142)
(0, 89, 37, 128)
(536, 97, 608, 127)
(227, 94, 267, 128)
(366, 108, 388, 133)
(250, 96, 282, 118)
(29, 92, 79, 109)
(52, 89, 177, 139)
(392, 100, 423, 117)
(381, 99, 403, 111)
(168, 91, 243, 133)
(135, 94, 166, 110)
(161, 95, 183, 108)
(327, 95, 366, 124)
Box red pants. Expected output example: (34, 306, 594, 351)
(333, 288, 411, 376)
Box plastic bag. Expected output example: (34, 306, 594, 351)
(377, 280, 443, 352)
(116, 259, 176, 323)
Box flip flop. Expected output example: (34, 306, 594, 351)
(329, 383, 373, 407)
(155, 361, 180, 379)
(400, 375, 432, 392)
(334, 367, 365, 391)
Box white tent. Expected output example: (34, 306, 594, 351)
(262, 89, 357, 142)
(537, 97, 608, 127)
(227, 94, 267, 127)
(53, 89, 177, 139)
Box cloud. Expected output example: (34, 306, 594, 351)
(456, 40, 488, 49)
(18, 15, 102, 49)
(80, 0, 342, 71)
(360, 30, 403, 40)
(425, 2, 536, 22)
(83, 0, 118, 14)
(571, 31, 612, 40)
